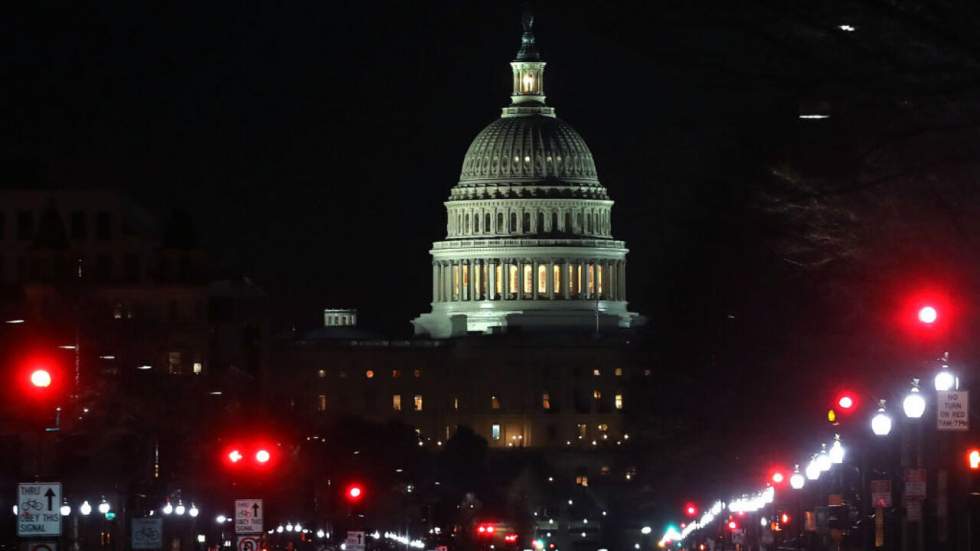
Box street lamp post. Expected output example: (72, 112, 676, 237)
(902, 379, 926, 551)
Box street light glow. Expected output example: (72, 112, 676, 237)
(903, 380, 926, 419)
(80, 501, 92, 516)
(935, 369, 956, 391)
(871, 401, 893, 436)
(98, 500, 110, 514)
(790, 468, 805, 490)
(829, 436, 845, 464)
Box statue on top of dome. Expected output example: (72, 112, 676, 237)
(516, 8, 540, 61)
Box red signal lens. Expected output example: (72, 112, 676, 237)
(30, 369, 52, 388)
(781, 513, 791, 524)
(504, 533, 518, 543)
(684, 502, 698, 517)
(346, 484, 364, 503)
(728, 521, 738, 530)
(968, 449, 980, 470)
(918, 306, 938, 324)
(837, 395, 854, 409)
(228, 449, 243, 463)
(255, 449, 271, 463)
(771, 471, 784, 484)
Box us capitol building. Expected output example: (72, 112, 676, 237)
(412, 15, 642, 338)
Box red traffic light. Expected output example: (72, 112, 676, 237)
(728, 520, 738, 531)
(918, 305, 938, 324)
(255, 449, 271, 463)
(781, 513, 791, 525)
(228, 449, 244, 463)
(30, 369, 52, 388)
(684, 502, 698, 517)
(345, 483, 364, 503)
(837, 394, 854, 410)
(771, 471, 785, 484)
(968, 449, 980, 470)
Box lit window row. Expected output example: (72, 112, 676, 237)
(448, 207, 611, 238)
(435, 258, 624, 302)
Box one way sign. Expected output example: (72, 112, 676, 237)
(17, 482, 62, 537)
(235, 499, 263, 534)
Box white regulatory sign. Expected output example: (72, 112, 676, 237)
(17, 482, 62, 537)
(937, 390, 969, 431)
(345, 531, 366, 551)
(235, 499, 263, 534)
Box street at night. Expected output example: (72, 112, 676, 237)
(4, 2, 980, 550)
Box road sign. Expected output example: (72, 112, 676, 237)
(235, 499, 263, 534)
(904, 468, 927, 500)
(17, 482, 62, 537)
(937, 390, 969, 431)
(237, 535, 261, 551)
(345, 531, 366, 551)
(871, 479, 892, 508)
(131, 517, 163, 550)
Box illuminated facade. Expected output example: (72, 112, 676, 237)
(412, 17, 642, 338)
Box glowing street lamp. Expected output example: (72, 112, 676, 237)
(162, 501, 174, 515)
(871, 401, 893, 436)
(935, 353, 957, 391)
(188, 504, 199, 518)
(903, 379, 926, 419)
(805, 457, 821, 481)
(790, 465, 806, 490)
(98, 499, 110, 514)
(815, 444, 832, 472)
(80, 501, 92, 516)
(829, 435, 845, 464)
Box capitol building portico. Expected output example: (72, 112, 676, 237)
(412, 16, 643, 338)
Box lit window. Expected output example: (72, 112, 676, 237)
(366, 369, 374, 379)
(413, 395, 423, 412)
(491, 395, 501, 410)
(392, 395, 402, 411)
(615, 393, 624, 410)
(614, 367, 623, 377)
(576, 423, 588, 438)
(644, 369, 652, 377)
(414, 369, 422, 378)
(452, 397, 460, 410)
(523, 264, 532, 295)
(392, 369, 400, 378)
(491, 424, 502, 441)
(593, 389, 602, 400)
(168, 352, 182, 375)
(192, 362, 203, 375)
(317, 369, 326, 378)
(317, 394, 327, 412)
(537, 264, 547, 294)
(600, 465, 611, 476)
(575, 475, 589, 487)
(593, 369, 600, 377)
(597, 423, 609, 432)
(542, 393, 551, 410)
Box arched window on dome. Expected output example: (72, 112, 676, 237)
(485, 213, 491, 234)
(577, 212, 584, 234)
(458, 213, 462, 236)
(510, 213, 517, 233)
(552, 212, 559, 234)
(587, 213, 593, 234)
(522, 212, 530, 234)
(474, 213, 480, 233)
(497, 213, 504, 234)
(565, 212, 573, 234)
(464, 214, 470, 235)
(536, 212, 544, 234)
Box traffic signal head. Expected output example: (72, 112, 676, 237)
(836, 392, 856, 411)
(30, 369, 52, 388)
(771, 471, 785, 485)
(221, 441, 279, 472)
(728, 520, 738, 531)
(227, 449, 243, 464)
(345, 483, 364, 503)
(255, 449, 271, 464)
(684, 502, 698, 517)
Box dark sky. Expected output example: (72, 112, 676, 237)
(14, 1, 795, 334)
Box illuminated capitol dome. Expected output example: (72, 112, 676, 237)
(412, 15, 643, 338)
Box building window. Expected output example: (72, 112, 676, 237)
(600, 465, 611, 476)
(167, 352, 182, 375)
(523, 264, 532, 295)
(413, 395, 423, 411)
(96, 211, 112, 240)
(491, 424, 502, 441)
(615, 367, 623, 377)
(70, 211, 87, 239)
(17, 211, 33, 241)
(392, 395, 402, 411)
(576, 423, 588, 439)
(366, 369, 375, 379)
(536, 212, 544, 233)
(593, 389, 602, 400)
(452, 264, 460, 299)
(491, 395, 501, 410)
(317, 394, 327, 412)
(392, 369, 400, 378)
(414, 368, 422, 378)
(508, 264, 518, 297)
(522, 212, 530, 232)
(615, 393, 624, 410)
(510, 213, 517, 232)
(537, 264, 547, 294)
(593, 368, 600, 377)
(497, 213, 503, 232)
(542, 392, 551, 410)
(575, 475, 589, 487)
(485, 213, 491, 232)
(317, 369, 326, 378)
(597, 423, 609, 432)
(474, 214, 480, 233)
(452, 396, 460, 410)
(192, 362, 203, 375)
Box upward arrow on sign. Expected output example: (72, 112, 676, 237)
(44, 488, 56, 511)
(252, 503, 260, 517)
